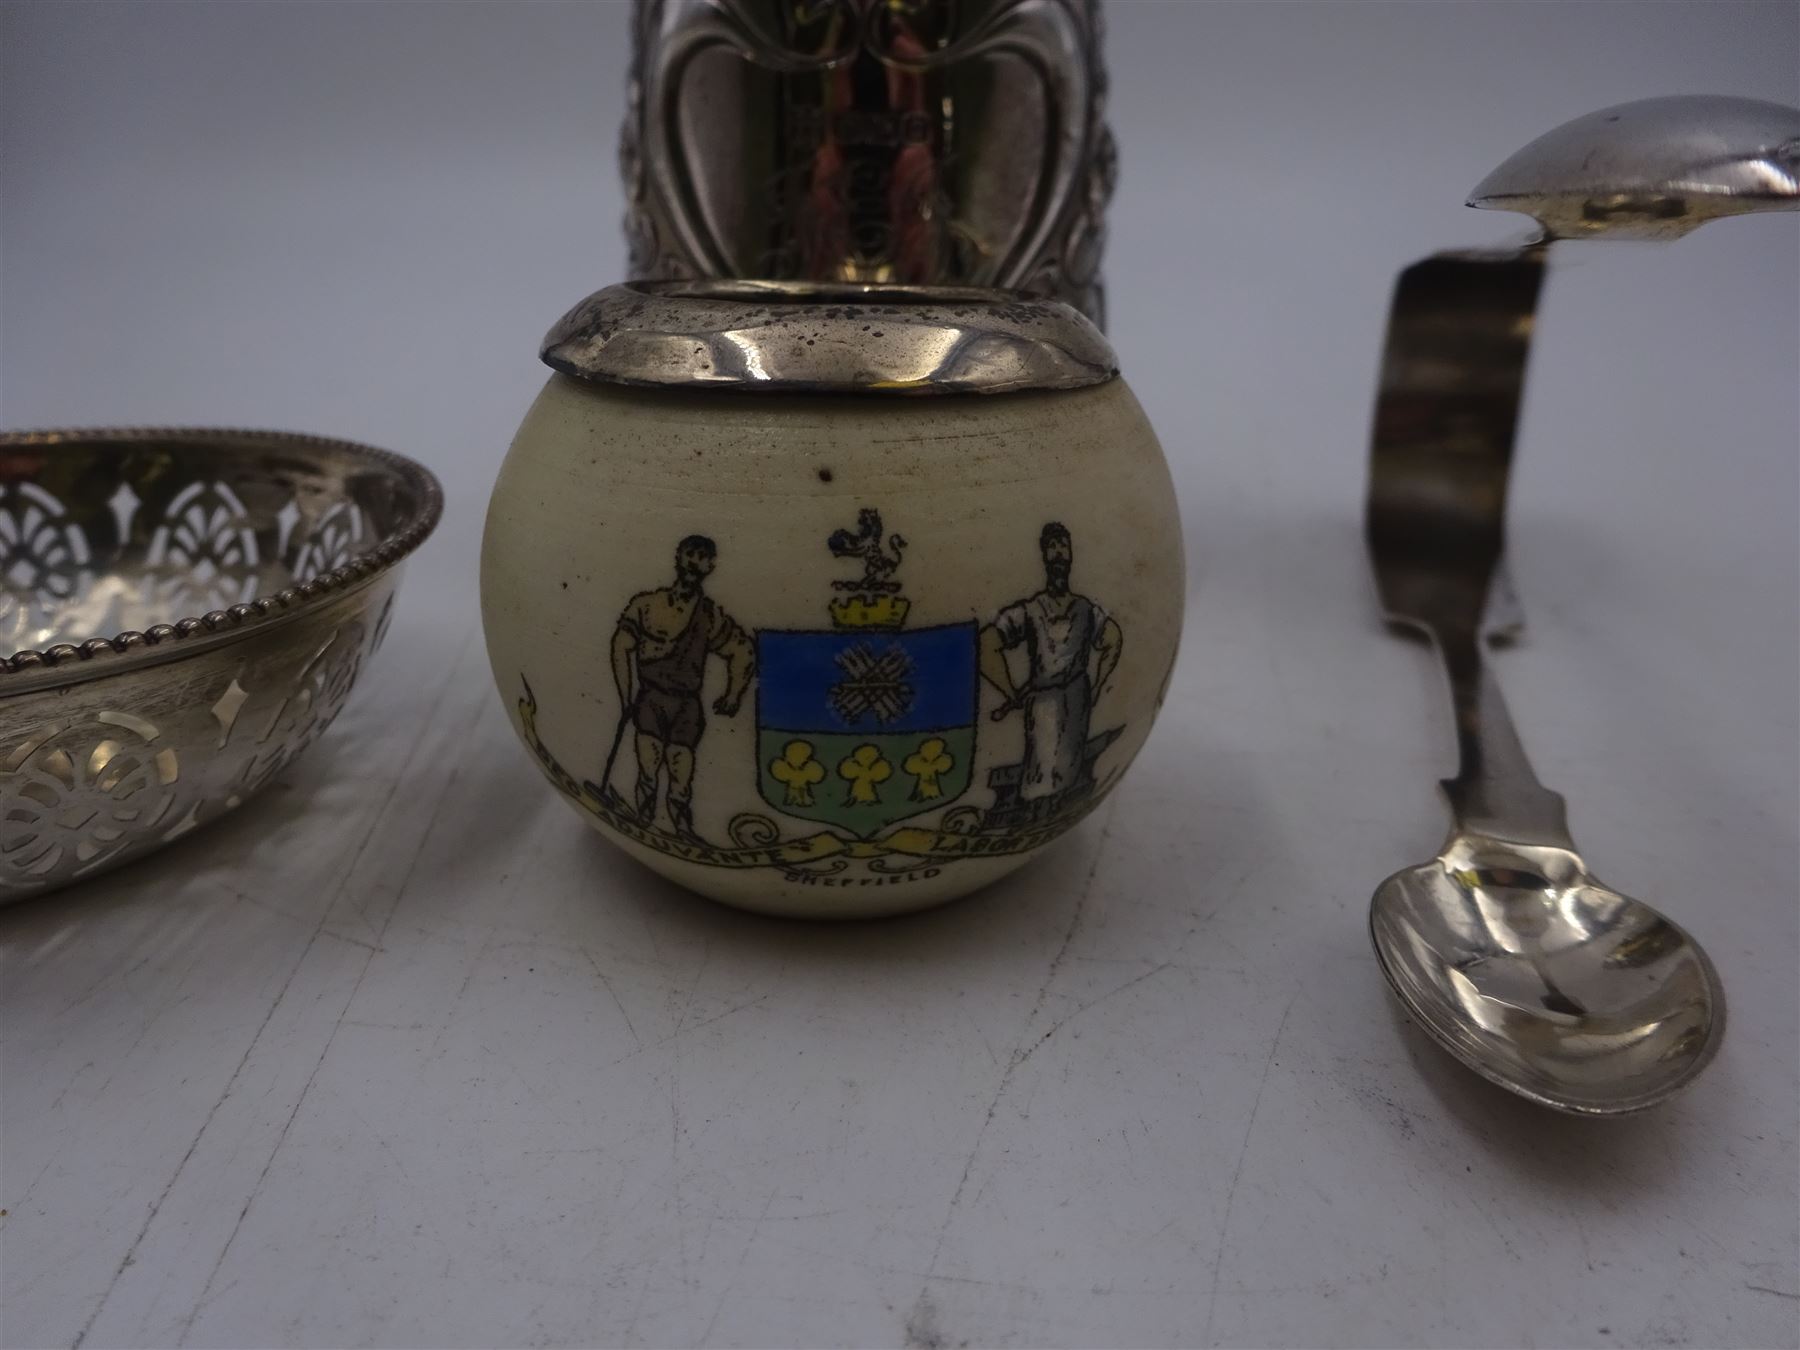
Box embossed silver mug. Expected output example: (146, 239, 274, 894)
(620, 0, 1115, 324)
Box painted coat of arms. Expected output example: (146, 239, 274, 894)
(758, 510, 977, 835)
(516, 504, 1127, 880)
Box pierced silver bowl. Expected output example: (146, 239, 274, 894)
(0, 428, 442, 902)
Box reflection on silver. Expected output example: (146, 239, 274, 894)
(620, 0, 1116, 324)
(541, 278, 1118, 395)
(1370, 844, 1723, 1115)
(0, 429, 442, 902)
(1364, 95, 1797, 1113)
(1469, 95, 1800, 240)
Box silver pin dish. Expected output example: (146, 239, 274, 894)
(0, 428, 442, 902)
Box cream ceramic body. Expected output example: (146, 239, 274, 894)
(482, 373, 1182, 918)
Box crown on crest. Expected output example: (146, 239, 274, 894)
(829, 594, 911, 629)
(826, 508, 910, 630)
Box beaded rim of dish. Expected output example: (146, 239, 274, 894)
(0, 427, 443, 681)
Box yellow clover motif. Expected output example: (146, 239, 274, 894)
(769, 739, 826, 807)
(903, 736, 954, 800)
(837, 743, 893, 805)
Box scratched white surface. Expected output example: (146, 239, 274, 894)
(2, 4, 1797, 1348)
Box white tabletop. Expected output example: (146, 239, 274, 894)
(3, 4, 1796, 1347)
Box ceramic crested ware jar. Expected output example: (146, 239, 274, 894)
(481, 280, 1182, 918)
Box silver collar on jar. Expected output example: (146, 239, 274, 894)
(541, 279, 1119, 395)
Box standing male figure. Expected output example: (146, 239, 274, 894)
(611, 535, 755, 838)
(980, 522, 1124, 808)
